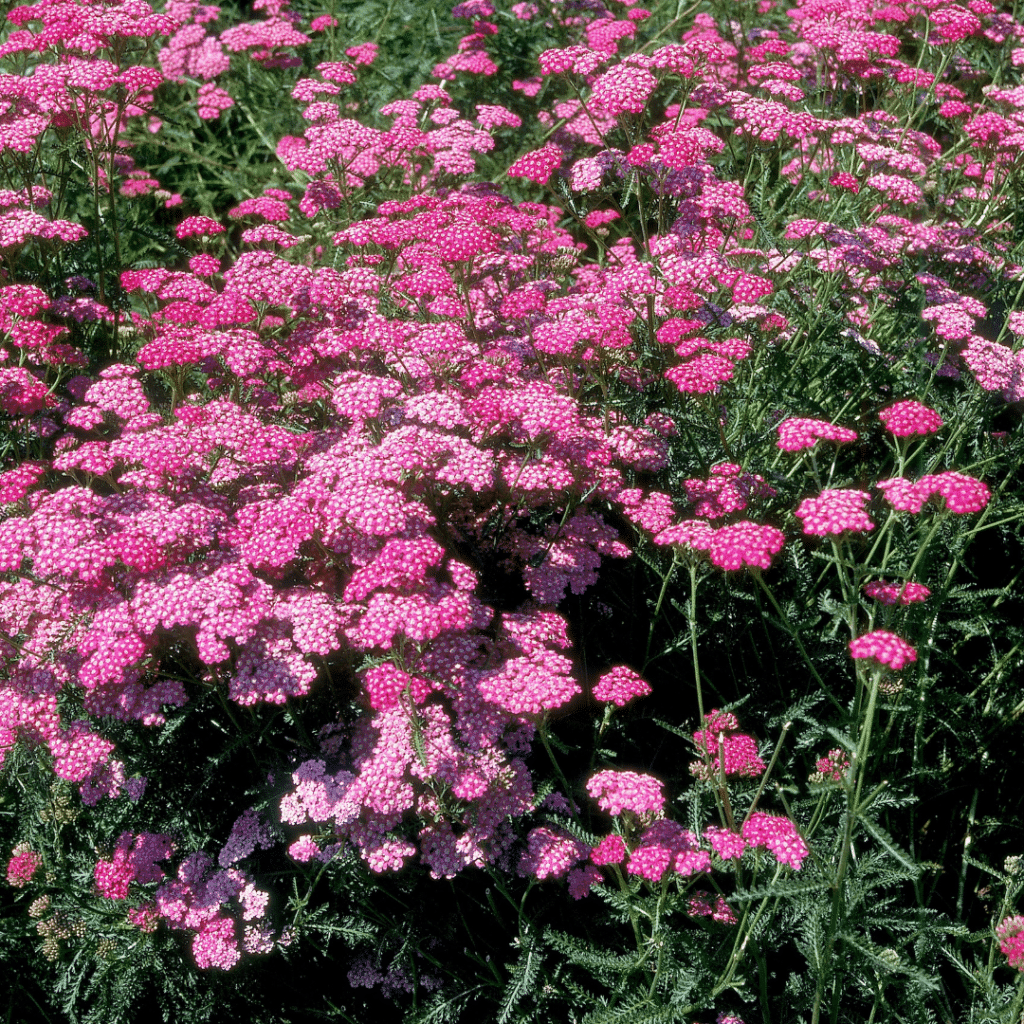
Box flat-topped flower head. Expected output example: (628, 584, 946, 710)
(776, 417, 858, 452)
(508, 144, 562, 185)
(849, 630, 917, 670)
(517, 826, 587, 881)
(741, 812, 808, 869)
(586, 770, 665, 817)
(704, 826, 747, 860)
(627, 820, 709, 882)
(879, 400, 943, 437)
(591, 665, 651, 707)
(590, 834, 627, 866)
(878, 472, 990, 514)
(795, 489, 874, 536)
(707, 521, 785, 571)
(863, 580, 930, 605)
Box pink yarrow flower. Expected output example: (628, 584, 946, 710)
(776, 417, 858, 452)
(998, 916, 1024, 971)
(6, 844, 41, 887)
(591, 834, 627, 866)
(508, 145, 563, 185)
(794, 489, 874, 536)
(848, 630, 917, 670)
(654, 520, 784, 570)
(591, 665, 651, 706)
(627, 820, 710, 882)
(587, 770, 665, 817)
(811, 749, 850, 783)
(741, 812, 808, 869)
(707, 521, 785, 571)
(704, 826, 747, 860)
(691, 710, 766, 779)
(517, 826, 588, 880)
(877, 472, 990, 514)
(879, 400, 943, 437)
(863, 580, 930, 605)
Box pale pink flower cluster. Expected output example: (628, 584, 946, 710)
(586, 769, 665, 817)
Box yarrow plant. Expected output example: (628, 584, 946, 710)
(0, 0, 1022, 1021)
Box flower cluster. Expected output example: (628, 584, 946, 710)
(691, 711, 766, 780)
(997, 916, 1024, 971)
(6, 844, 41, 887)
(848, 631, 917, 671)
(586, 770, 665, 817)
(878, 401, 944, 437)
(794, 489, 874, 536)
(776, 417, 858, 452)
